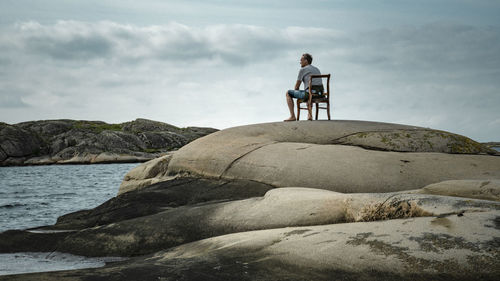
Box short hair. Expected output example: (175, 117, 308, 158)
(303, 53, 313, 64)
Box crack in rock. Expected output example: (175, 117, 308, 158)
(219, 141, 278, 178)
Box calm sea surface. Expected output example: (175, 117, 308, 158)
(0, 163, 137, 276)
(0, 163, 138, 233)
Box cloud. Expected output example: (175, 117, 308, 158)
(4, 21, 326, 65)
(0, 21, 499, 141)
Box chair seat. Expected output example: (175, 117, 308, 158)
(311, 97, 328, 102)
(298, 96, 328, 103)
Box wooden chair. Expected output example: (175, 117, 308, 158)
(297, 74, 331, 120)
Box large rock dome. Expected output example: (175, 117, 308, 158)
(121, 120, 499, 194)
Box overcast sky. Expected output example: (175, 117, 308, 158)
(1, 0, 499, 141)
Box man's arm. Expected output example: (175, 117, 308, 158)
(294, 80, 301, 90)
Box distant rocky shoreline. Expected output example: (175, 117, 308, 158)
(0, 118, 218, 166)
(483, 142, 500, 149)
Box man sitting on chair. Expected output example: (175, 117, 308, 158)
(284, 53, 324, 121)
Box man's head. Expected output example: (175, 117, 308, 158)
(300, 53, 313, 67)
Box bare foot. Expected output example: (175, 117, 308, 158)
(307, 115, 313, 121)
(284, 117, 296, 122)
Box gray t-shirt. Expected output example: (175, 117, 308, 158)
(297, 64, 322, 90)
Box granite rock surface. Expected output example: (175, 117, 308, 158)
(121, 120, 500, 194)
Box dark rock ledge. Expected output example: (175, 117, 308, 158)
(0, 118, 217, 166)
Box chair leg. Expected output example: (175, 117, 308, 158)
(315, 103, 319, 120)
(327, 102, 331, 120)
(296, 100, 300, 120)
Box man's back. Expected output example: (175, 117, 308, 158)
(298, 64, 322, 90)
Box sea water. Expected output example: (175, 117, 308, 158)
(0, 163, 137, 276)
(0, 163, 138, 232)
(0, 252, 126, 276)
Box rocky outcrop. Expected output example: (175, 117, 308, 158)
(0, 119, 217, 166)
(1, 120, 499, 280)
(0, 123, 43, 164)
(120, 120, 500, 194)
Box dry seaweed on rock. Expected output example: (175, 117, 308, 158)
(346, 196, 433, 223)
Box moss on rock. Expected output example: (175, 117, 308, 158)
(337, 129, 495, 154)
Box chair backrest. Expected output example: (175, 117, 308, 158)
(308, 74, 331, 98)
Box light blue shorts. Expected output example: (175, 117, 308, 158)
(287, 89, 322, 99)
(287, 90, 307, 99)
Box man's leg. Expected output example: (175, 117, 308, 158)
(307, 103, 313, 121)
(284, 91, 296, 121)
